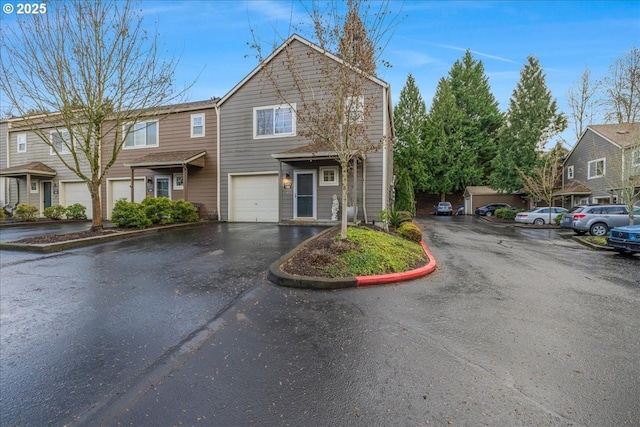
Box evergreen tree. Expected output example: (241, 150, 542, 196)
(489, 56, 568, 193)
(423, 77, 480, 200)
(393, 73, 429, 191)
(448, 50, 503, 183)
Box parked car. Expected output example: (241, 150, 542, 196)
(434, 201, 453, 216)
(607, 225, 640, 254)
(475, 203, 514, 217)
(564, 204, 640, 236)
(559, 205, 587, 229)
(515, 207, 567, 225)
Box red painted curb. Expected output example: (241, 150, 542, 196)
(355, 241, 437, 287)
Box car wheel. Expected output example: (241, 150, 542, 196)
(485, 211, 493, 217)
(533, 218, 545, 225)
(589, 223, 608, 237)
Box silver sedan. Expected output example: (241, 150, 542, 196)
(515, 207, 567, 225)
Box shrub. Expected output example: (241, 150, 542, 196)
(394, 168, 416, 216)
(173, 199, 199, 222)
(381, 207, 402, 229)
(555, 212, 564, 225)
(66, 203, 87, 220)
(141, 197, 174, 224)
(397, 221, 422, 243)
(111, 199, 151, 228)
(397, 210, 414, 225)
(14, 203, 39, 221)
(495, 207, 517, 220)
(43, 205, 67, 220)
(0, 209, 7, 221)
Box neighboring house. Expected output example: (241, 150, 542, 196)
(558, 123, 640, 207)
(463, 186, 526, 215)
(1, 100, 219, 220)
(0, 116, 93, 217)
(102, 100, 218, 220)
(216, 34, 394, 224)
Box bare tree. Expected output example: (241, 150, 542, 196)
(567, 67, 601, 141)
(602, 46, 640, 124)
(518, 142, 565, 224)
(251, 0, 399, 239)
(0, 0, 190, 230)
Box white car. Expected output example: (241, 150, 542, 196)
(515, 207, 567, 225)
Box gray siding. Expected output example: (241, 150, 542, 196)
(564, 128, 624, 203)
(219, 38, 391, 222)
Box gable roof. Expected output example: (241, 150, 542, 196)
(0, 161, 57, 177)
(563, 122, 639, 166)
(216, 34, 389, 107)
(588, 123, 639, 149)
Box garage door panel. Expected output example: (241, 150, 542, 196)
(62, 182, 93, 219)
(231, 175, 278, 222)
(108, 179, 146, 219)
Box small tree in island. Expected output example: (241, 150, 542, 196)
(251, 0, 399, 239)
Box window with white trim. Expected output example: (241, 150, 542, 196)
(587, 158, 605, 179)
(123, 121, 159, 148)
(173, 173, 184, 190)
(632, 149, 640, 167)
(17, 133, 26, 153)
(191, 113, 205, 138)
(50, 130, 71, 154)
(319, 166, 339, 186)
(254, 104, 296, 138)
(345, 96, 364, 124)
(567, 165, 574, 180)
(30, 180, 39, 193)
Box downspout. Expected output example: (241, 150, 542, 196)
(352, 156, 358, 221)
(381, 85, 389, 211)
(362, 155, 368, 223)
(215, 103, 221, 221)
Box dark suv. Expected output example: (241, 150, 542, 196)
(561, 204, 640, 236)
(475, 203, 514, 217)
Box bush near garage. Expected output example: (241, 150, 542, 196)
(111, 199, 152, 229)
(14, 203, 39, 221)
(66, 203, 87, 220)
(397, 221, 423, 243)
(43, 205, 67, 220)
(172, 199, 199, 222)
(495, 207, 518, 220)
(141, 196, 175, 225)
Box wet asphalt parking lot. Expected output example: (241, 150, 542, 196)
(1, 217, 638, 426)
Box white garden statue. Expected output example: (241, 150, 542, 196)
(331, 194, 339, 221)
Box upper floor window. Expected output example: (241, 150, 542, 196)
(567, 165, 574, 180)
(587, 158, 605, 179)
(17, 133, 26, 153)
(345, 96, 364, 124)
(191, 113, 205, 138)
(124, 121, 158, 148)
(632, 149, 640, 167)
(254, 104, 296, 138)
(50, 130, 71, 154)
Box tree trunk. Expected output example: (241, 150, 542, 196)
(340, 159, 349, 240)
(90, 183, 103, 231)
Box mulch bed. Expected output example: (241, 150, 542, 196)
(10, 229, 121, 244)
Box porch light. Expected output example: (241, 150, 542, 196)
(283, 172, 292, 189)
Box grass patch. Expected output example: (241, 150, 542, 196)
(326, 227, 427, 277)
(581, 235, 607, 246)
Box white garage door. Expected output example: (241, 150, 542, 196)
(230, 174, 278, 222)
(61, 182, 93, 219)
(107, 178, 146, 219)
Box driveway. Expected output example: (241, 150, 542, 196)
(0, 222, 325, 427)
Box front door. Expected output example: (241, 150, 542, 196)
(42, 181, 52, 209)
(155, 176, 171, 198)
(294, 170, 316, 219)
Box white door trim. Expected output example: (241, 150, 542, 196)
(294, 170, 316, 219)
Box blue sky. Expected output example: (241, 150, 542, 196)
(2, 1, 639, 145)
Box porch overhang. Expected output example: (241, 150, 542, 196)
(124, 150, 206, 169)
(0, 161, 57, 178)
(123, 150, 206, 202)
(553, 182, 592, 197)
